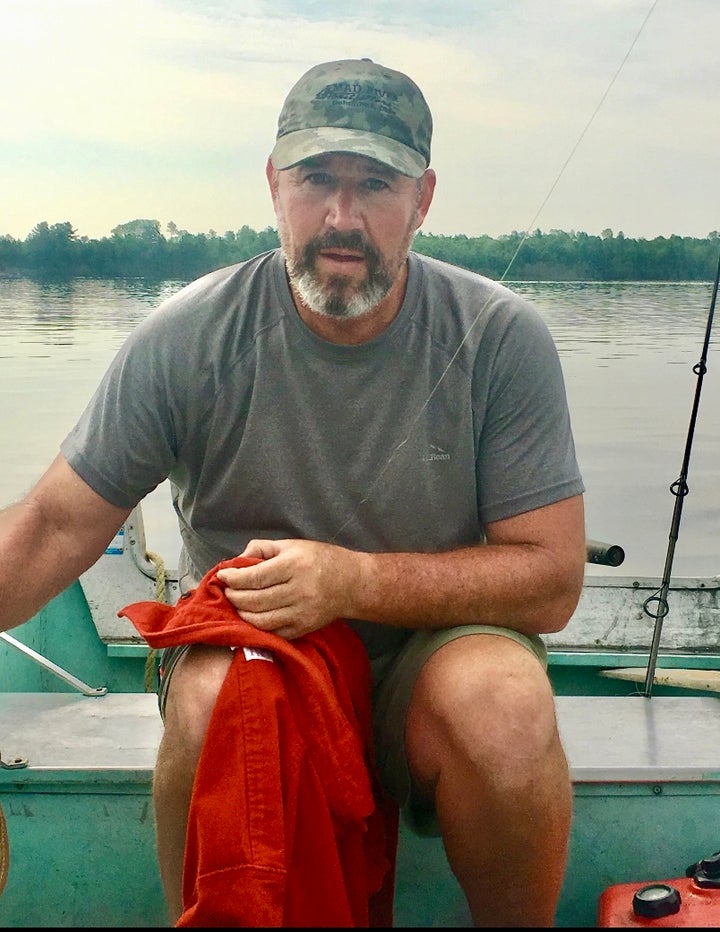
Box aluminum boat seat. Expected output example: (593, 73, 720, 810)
(5, 690, 719, 784)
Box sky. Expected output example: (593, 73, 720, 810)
(1, 0, 718, 243)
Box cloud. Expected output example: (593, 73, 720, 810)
(1, 0, 718, 240)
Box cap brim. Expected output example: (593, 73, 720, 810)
(270, 126, 427, 178)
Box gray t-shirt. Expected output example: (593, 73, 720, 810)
(61, 249, 584, 656)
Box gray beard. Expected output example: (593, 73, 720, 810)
(290, 268, 391, 320)
(282, 229, 395, 320)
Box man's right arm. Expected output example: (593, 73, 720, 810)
(0, 453, 132, 633)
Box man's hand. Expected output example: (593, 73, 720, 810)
(216, 539, 359, 639)
(214, 493, 586, 641)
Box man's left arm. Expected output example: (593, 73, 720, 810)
(339, 492, 585, 636)
(217, 493, 585, 640)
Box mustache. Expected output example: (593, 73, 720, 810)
(301, 231, 382, 267)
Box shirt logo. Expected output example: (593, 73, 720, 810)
(422, 444, 450, 462)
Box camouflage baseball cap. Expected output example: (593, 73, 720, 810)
(270, 58, 432, 178)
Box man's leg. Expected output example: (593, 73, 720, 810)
(404, 633, 572, 927)
(153, 644, 233, 924)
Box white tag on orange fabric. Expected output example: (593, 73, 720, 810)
(242, 646, 275, 663)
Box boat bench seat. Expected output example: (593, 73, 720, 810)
(3, 691, 720, 782)
(0, 692, 162, 774)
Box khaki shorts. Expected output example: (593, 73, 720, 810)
(157, 624, 547, 837)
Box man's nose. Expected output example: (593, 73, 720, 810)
(324, 185, 362, 230)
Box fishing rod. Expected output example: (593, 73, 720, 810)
(642, 250, 720, 698)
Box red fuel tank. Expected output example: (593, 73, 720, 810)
(598, 851, 720, 927)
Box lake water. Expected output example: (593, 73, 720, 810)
(1, 273, 718, 580)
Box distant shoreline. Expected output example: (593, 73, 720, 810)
(1, 222, 718, 282)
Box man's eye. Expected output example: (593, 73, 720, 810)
(306, 172, 333, 186)
(364, 178, 389, 192)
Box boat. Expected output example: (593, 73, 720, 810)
(2, 503, 720, 929)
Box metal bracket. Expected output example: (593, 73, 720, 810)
(0, 751, 28, 770)
(125, 506, 178, 586)
(0, 632, 107, 697)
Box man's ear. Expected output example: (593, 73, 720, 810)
(266, 157, 279, 206)
(415, 169, 436, 231)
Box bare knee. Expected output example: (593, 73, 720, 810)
(405, 634, 560, 798)
(161, 644, 234, 765)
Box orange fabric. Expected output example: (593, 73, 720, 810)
(119, 556, 398, 928)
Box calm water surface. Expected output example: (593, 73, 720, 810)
(1, 274, 718, 579)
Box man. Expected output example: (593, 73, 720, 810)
(0, 59, 585, 926)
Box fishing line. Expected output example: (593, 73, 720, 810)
(329, 0, 660, 543)
(500, 0, 661, 283)
(641, 250, 720, 698)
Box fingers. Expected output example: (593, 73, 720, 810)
(214, 539, 349, 639)
(227, 595, 329, 640)
(241, 538, 283, 560)
(217, 558, 286, 592)
(222, 579, 290, 616)
(215, 545, 317, 637)
(229, 606, 304, 640)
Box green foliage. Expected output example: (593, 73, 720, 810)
(23, 221, 80, 272)
(111, 219, 165, 243)
(412, 229, 720, 281)
(0, 220, 281, 280)
(1, 220, 719, 281)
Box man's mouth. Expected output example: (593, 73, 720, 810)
(318, 249, 366, 264)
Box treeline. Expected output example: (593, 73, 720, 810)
(1, 219, 719, 281)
